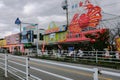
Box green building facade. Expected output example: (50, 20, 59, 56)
(44, 22, 67, 44)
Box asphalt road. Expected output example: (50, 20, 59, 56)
(0, 54, 120, 80)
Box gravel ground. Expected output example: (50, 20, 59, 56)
(0, 68, 18, 80)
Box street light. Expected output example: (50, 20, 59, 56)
(61, 0, 69, 29)
(15, 18, 39, 55)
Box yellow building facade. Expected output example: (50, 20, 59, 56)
(0, 39, 7, 47)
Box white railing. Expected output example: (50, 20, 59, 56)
(0, 53, 41, 80)
(0, 53, 120, 80)
(39, 50, 120, 64)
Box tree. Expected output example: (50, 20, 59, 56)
(108, 22, 120, 51)
(85, 29, 110, 50)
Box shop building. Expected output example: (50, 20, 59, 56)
(43, 1, 109, 52)
(32, 29, 45, 45)
(4, 33, 24, 53)
(44, 22, 67, 50)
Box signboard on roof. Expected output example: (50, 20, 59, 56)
(45, 22, 67, 34)
(21, 30, 34, 43)
(23, 25, 36, 31)
(68, 0, 102, 33)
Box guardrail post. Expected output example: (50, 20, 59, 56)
(5, 53, 8, 77)
(73, 50, 76, 61)
(26, 56, 29, 80)
(93, 68, 98, 80)
(96, 50, 98, 63)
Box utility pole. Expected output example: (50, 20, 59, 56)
(66, 0, 69, 28)
(36, 24, 39, 55)
(62, 0, 69, 29)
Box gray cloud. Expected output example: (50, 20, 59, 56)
(0, 0, 120, 38)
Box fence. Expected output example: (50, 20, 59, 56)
(0, 53, 41, 80)
(39, 50, 120, 64)
(0, 53, 120, 80)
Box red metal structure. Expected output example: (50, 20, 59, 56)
(66, 29, 105, 42)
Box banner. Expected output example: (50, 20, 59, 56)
(115, 37, 120, 52)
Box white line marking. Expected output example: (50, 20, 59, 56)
(31, 58, 94, 72)
(30, 66, 73, 80)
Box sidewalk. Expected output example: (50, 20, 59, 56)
(0, 68, 17, 80)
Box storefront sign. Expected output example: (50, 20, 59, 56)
(21, 30, 34, 43)
(45, 25, 67, 34)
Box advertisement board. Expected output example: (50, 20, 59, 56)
(23, 25, 36, 31)
(21, 30, 34, 43)
(45, 22, 67, 34)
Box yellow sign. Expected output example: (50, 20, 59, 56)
(0, 40, 7, 47)
(115, 37, 120, 52)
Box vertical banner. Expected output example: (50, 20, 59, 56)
(115, 37, 120, 52)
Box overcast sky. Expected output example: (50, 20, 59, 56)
(0, 0, 120, 38)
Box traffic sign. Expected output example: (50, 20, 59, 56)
(15, 17, 21, 25)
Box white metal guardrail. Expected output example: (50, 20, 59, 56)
(0, 53, 120, 80)
(40, 50, 120, 64)
(100, 70, 120, 77)
(0, 54, 41, 80)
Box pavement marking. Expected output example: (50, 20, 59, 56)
(10, 58, 112, 80)
(30, 66, 73, 80)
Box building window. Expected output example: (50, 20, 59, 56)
(34, 34, 37, 39)
(39, 33, 43, 40)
